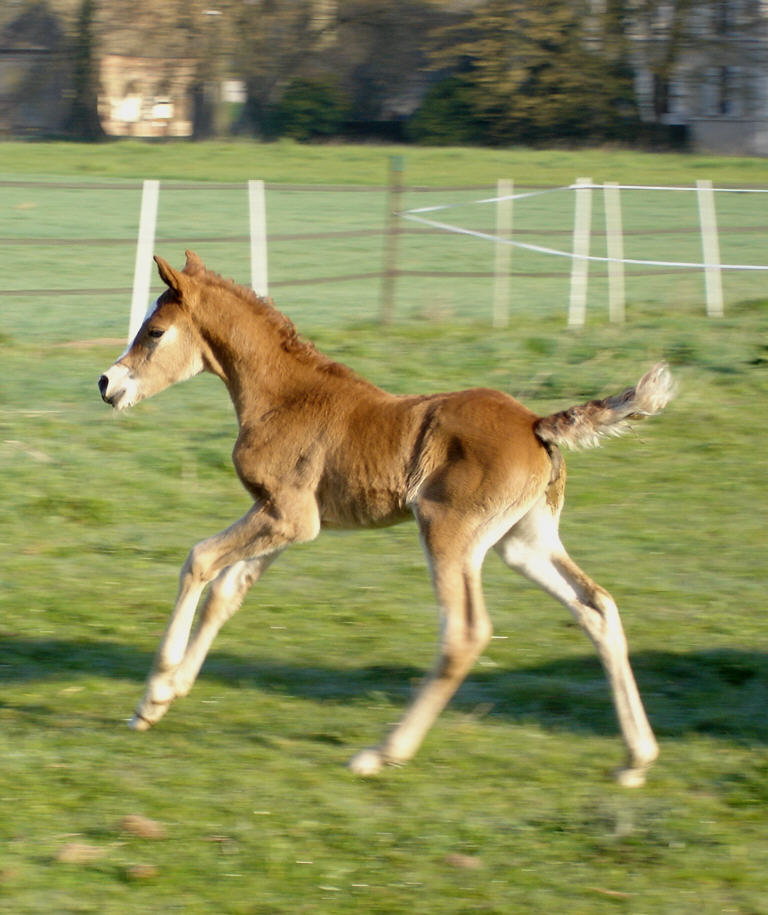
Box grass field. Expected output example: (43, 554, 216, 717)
(1, 141, 767, 914)
(3, 138, 768, 185)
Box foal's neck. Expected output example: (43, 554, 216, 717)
(195, 283, 374, 423)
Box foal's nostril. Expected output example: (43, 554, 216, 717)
(98, 374, 109, 399)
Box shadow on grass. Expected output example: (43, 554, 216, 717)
(2, 636, 767, 746)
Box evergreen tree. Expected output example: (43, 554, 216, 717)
(427, 0, 640, 144)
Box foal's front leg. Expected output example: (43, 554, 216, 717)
(131, 496, 318, 730)
(130, 554, 209, 730)
(170, 551, 281, 702)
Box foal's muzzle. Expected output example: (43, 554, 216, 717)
(98, 364, 134, 408)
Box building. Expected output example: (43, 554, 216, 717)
(0, 1, 70, 136)
(98, 54, 195, 138)
(631, 0, 768, 155)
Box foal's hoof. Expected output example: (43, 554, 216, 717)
(615, 743, 658, 787)
(347, 748, 386, 776)
(128, 703, 168, 731)
(128, 694, 173, 731)
(128, 713, 153, 732)
(614, 765, 648, 788)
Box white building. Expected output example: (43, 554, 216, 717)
(631, 0, 768, 154)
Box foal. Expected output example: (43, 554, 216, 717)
(99, 252, 674, 786)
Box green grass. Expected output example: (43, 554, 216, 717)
(1, 142, 768, 914)
(2, 138, 768, 186)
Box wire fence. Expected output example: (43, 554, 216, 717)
(401, 179, 768, 325)
(1, 173, 767, 344)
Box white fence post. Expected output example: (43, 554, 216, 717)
(129, 179, 160, 341)
(603, 182, 626, 323)
(249, 179, 269, 297)
(568, 177, 592, 327)
(696, 179, 724, 317)
(493, 178, 513, 328)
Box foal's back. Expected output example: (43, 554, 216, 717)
(307, 380, 552, 532)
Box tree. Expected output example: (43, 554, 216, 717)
(229, 0, 442, 139)
(426, 0, 640, 145)
(230, 0, 327, 137)
(333, 0, 442, 127)
(0, 1, 71, 136)
(629, 0, 696, 121)
(64, 0, 106, 140)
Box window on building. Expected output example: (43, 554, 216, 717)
(701, 66, 743, 116)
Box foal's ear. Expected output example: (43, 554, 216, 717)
(183, 250, 206, 276)
(154, 255, 187, 296)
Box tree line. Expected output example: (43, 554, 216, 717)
(51, 0, 767, 144)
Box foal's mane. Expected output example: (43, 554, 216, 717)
(187, 259, 353, 379)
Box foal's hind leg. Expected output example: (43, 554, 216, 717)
(494, 502, 658, 786)
(349, 510, 492, 775)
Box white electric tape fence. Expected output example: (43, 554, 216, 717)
(400, 183, 768, 271)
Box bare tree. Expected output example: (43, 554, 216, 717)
(64, 0, 105, 139)
(628, 1, 767, 122)
(333, 0, 441, 127)
(229, 0, 325, 137)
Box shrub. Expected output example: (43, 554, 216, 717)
(407, 75, 486, 146)
(271, 79, 350, 142)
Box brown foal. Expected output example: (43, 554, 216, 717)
(98, 251, 674, 785)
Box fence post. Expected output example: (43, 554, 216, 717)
(493, 178, 513, 328)
(568, 177, 592, 327)
(129, 179, 160, 341)
(249, 179, 269, 297)
(696, 179, 724, 317)
(380, 154, 404, 324)
(603, 182, 625, 323)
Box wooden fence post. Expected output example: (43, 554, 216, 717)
(493, 178, 513, 328)
(568, 177, 592, 327)
(696, 179, 724, 317)
(129, 179, 160, 341)
(380, 155, 404, 324)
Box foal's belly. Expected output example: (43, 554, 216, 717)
(317, 486, 412, 530)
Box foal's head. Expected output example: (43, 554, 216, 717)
(98, 253, 208, 411)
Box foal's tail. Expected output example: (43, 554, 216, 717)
(534, 362, 675, 450)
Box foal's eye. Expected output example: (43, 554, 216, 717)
(148, 328, 165, 340)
